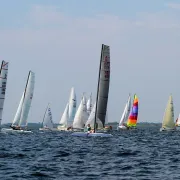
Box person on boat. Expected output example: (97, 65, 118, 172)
(87, 124, 91, 133)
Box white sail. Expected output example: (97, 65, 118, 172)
(42, 104, 53, 129)
(59, 103, 69, 127)
(176, 114, 180, 125)
(12, 71, 35, 127)
(73, 96, 88, 129)
(119, 95, 131, 126)
(68, 87, 76, 125)
(85, 102, 103, 129)
(0, 61, 8, 125)
(161, 95, 175, 130)
(86, 93, 92, 116)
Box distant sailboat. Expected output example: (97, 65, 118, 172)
(175, 114, 180, 130)
(39, 104, 54, 131)
(72, 44, 112, 137)
(68, 87, 76, 126)
(0, 60, 8, 127)
(126, 94, 138, 129)
(117, 94, 131, 130)
(3, 71, 35, 133)
(87, 93, 92, 116)
(160, 95, 176, 131)
(72, 95, 88, 131)
(57, 103, 69, 131)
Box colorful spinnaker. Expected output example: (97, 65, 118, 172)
(127, 94, 138, 128)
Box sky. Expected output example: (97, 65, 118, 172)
(0, 0, 180, 124)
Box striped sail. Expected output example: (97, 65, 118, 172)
(162, 95, 175, 129)
(95, 44, 110, 127)
(12, 71, 35, 127)
(59, 103, 69, 127)
(0, 61, 8, 126)
(127, 94, 138, 127)
(42, 104, 53, 129)
(68, 87, 76, 126)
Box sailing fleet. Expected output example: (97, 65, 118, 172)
(0, 44, 179, 134)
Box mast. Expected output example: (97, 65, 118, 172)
(94, 45, 103, 133)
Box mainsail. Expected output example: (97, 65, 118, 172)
(68, 87, 76, 125)
(87, 93, 92, 116)
(42, 104, 53, 129)
(94, 44, 110, 128)
(73, 96, 88, 129)
(119, 94, 131, 126)
(127, 94, 138, 127)
(59, 103, 69, 127)
(0, 60, 8, 126)
(162, 95, 175, 129)
(12, 71, 35, 127)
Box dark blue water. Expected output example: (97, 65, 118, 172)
(0, 127, 180, 180)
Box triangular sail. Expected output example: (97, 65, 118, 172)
(119, 95, 131, 126)
(127, 94, 138, 127)
(0, 60, 9, 126)
(87, 93, 92, 116)
(68, 87, 76, 126)
(73, 96, 88, 129)
(12, 71, 35, 127)
(42, 104, 53, 128)
(59, 103, 69, 127)
(94, 44, 110, 130)
(162, 95, 175, 129)
(85, 102, 103, 129)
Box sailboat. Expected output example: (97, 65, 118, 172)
(87, 93, 92, 116)
(39, 104, 54, 131)
(175, 114, 180, 130)
(0, 60, 9, 127)
(160, 95, 176, 131)
(117, 94, 131, 130)
(2, 71, 35, 133)
(68, 87, 76, 126)
(57, 103, 70, 131)
(126, 94, 138, 129)
(71, 44, 112, 137)
(72, 95, 88, 131)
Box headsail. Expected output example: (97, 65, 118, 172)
(94, 44, 110, 129)
(12, 71, 35, 127)
(59, 103, 69, 127)
(162, 95, 175, 129)
(0, 60, 8, 125)
(42, 104, 53, 129)
(119, 94, 131, 126)
(127, 94, 138, 127)
(68, 87, 76, 126)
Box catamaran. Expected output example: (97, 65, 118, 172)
(71, 44, 112, 137)
(117, 94, 131, 130)
(0, 60, 9, 127)
(175, 114, 180, 130)
(126, 94, 138, 129)
(2, 71, 35, 133)
(39, 103, 54, 131)
(160, 95, 176, 131)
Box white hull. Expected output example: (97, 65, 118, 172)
(39, 128, 52, 131)
(117, 125, 128, 130)
(71, 132, 113, 137)
(1, 128, 32, 133)
(160, 127, 176, 132)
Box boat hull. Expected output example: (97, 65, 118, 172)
(117, 125, 128, 130)
(1, 128, 32, 133)
(160, 127, 176, 132)
(71, 132, 113, 137)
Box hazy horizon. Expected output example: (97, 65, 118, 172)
(1, 0, 180, 124)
